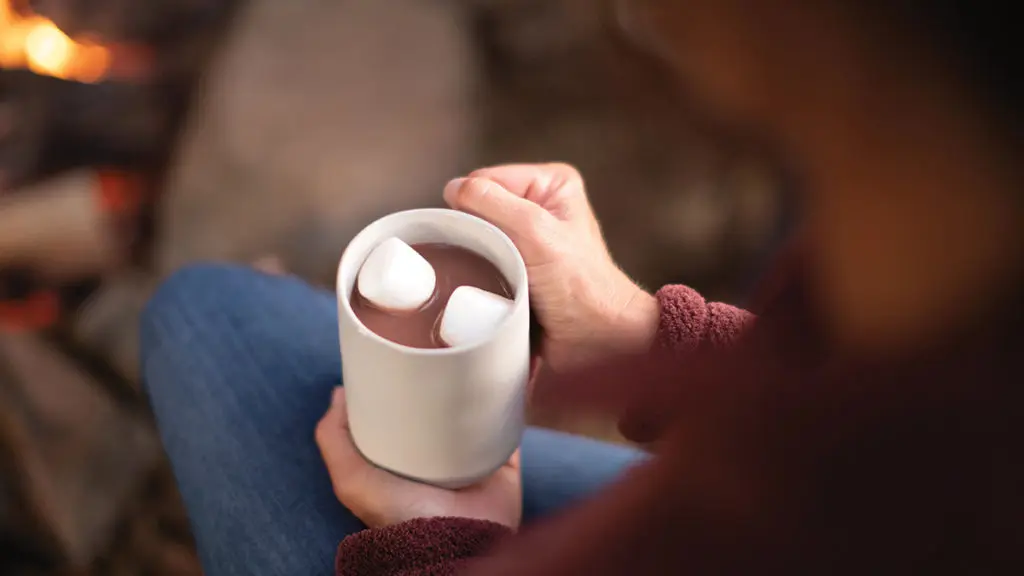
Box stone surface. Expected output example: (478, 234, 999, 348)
(155, 0, 477, 278)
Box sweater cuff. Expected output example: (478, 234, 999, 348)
(654, 285, 754, 353)
(336, 517, 512, 576)
(617, 285, 753, 444)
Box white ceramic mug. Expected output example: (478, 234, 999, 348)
(336, 208, 530, 488)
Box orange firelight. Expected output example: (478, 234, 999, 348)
(1, 0, 111, 83)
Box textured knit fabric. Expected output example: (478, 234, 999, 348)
(335, 518, 510, 576)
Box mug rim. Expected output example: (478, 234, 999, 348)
(336, 208, 529, 356)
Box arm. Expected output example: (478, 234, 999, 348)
(613, 285, 754, 444)
(598, 280, 754, 364)
(335, 517, 510, 576)
(330, 288, 754, 576)
(642, 230, 807, 354)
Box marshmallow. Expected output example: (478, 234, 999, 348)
(439, 286, 514, 347)
(357, 238, 436, 311)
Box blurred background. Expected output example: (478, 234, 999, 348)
(2, 0, 791, 573)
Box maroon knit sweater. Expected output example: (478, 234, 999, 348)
(335, 251, 1022, 575)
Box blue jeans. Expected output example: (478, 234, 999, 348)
(140, 264, 644, 576)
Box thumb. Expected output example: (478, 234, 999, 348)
(443, 177, 553, 253)
(315, 387, 376, 496)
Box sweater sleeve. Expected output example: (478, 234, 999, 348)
(335, 517, 512, 576)
(654, 284, 755, 353)
(618, 285, 754, 444)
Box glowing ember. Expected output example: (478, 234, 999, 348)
(1, 0, 111, 82)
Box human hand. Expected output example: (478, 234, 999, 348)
(316, 387, 522, 530)
(443, 163, 659, 372)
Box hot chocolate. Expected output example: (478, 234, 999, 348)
(351, 242, 513, 349)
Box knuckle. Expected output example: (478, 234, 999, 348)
(462, 176, 493, 198)
(521, 208, 550, 239)
(548, 181, 577, 208)
(468, 163, 527, 179)
(544, 162, 583, 184)
(468, 166, 495, 179)
(543, 163, 588, 206)
(542, 166, 592, 225)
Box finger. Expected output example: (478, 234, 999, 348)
(466, 163, 589, 222)
(465, 164, 574, 201)
(443, 177, 554, 260)
(482, 448, 521, 490)
(505, 448, 521, 472)
(527, 356, 542, 401)
(315, 388, 379, 501)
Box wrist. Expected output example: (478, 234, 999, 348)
(602, 273, 660, 354)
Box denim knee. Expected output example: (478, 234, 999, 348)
(140, 264, 254, 364)
(140, 263, 340, 401)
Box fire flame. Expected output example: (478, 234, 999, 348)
(1, 0, 111, 82)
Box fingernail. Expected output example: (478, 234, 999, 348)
(331, 387, 344, 406)
(443, 178, 466, 206)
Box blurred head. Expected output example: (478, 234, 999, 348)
(620, 0, 1024, 352)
